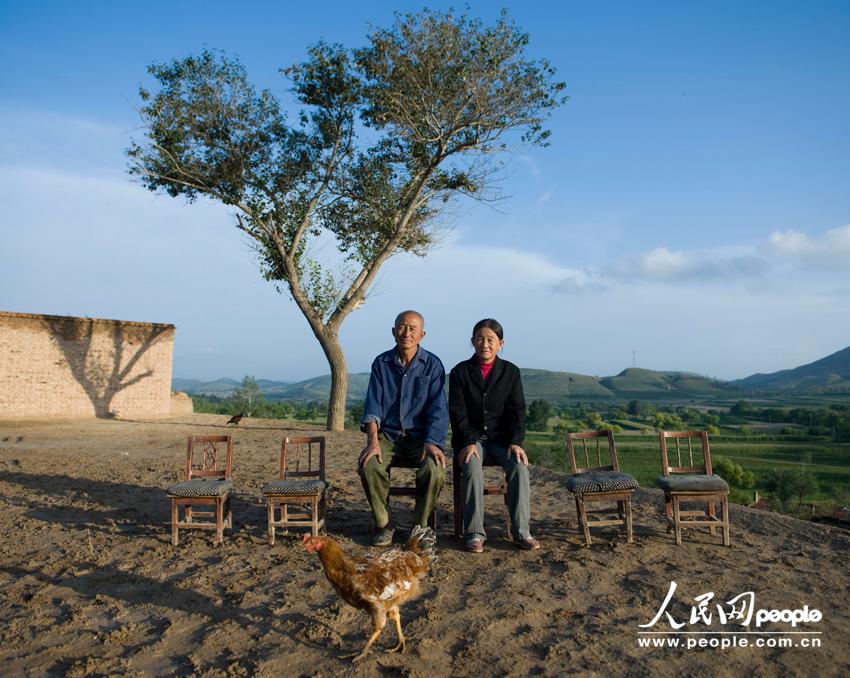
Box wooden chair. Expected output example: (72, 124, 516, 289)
(167, 434, 233, 546)
(388, 461, 438, 531)
(263, 436, 327, 543)
(657, 430, 730, 546)
(565, 430, 638, 546)
(452, 454, 508, 538)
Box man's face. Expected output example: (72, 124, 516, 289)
(392, 313, 425, 353)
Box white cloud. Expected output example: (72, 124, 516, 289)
(639, 247, 689, 277)
(607, 245, 768, 284)
(766, 225, 850, 265)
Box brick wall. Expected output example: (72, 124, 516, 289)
(0, 312, 175, 419)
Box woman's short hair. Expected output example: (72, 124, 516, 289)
(472, 318, 503, 340)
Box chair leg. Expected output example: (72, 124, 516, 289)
(171, 500, 179, 546)
(216, 498, 224, 545)
(664, 495, 673, 533)
(453, 460, 463, 538)
(577, 497, 592, 546)
(672, 496, 682, 545)
(267, 498, 275, 545)
(707, 500, 717, 536)
(722, 497, 731, 547)
(625, 495, 634, 544)
(225, 496, 232, 529)
(312, 496, 319, 537)
(185, 506, 193, 524)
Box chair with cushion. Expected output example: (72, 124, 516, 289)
(263, 436, 327, 543)
(168, 434, 233, 546)
(657, 430, 730, 546)
(452, 454, 508, 539)
(565, 430, 638, 546)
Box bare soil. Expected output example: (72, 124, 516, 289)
(1, 414, 847, 677)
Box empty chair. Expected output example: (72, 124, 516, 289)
(263, 436, 327, 543)
(167, 434, 233, 545)
(565, 430, 638, 546)
(657, 430, 730, 546)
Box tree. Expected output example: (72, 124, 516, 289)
(127, 9, 566, 430)
(527, 399, 554, 431)
(712, 456, 755, 489)
(233, 375, 262, 417)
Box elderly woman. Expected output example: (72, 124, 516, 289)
(449, 319, 540, 552)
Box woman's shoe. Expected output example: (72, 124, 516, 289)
(465, 538, 484, 553)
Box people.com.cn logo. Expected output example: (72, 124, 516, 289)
(639, 581, 823, 630)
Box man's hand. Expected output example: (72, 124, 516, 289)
(459, 444, 480, 465)
(508, 444, 528, 466)
(358, 441, 382, 468)
(419, 443, 447, 469)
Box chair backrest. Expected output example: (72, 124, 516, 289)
(185, 434, 233, 481)
(280, 436, 326, 481)
(658, 430, 712, 476)
(566, 430, 620, 474)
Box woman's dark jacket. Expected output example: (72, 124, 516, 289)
(448, 355, 526, 450)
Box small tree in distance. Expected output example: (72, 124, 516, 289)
(233, 375, 262, 417)
(127, 8, 566, 430)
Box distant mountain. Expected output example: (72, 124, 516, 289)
(262, 373, 372, 403)
(173, 374, 370, 402)
(173, 377, 253, 396)
(601, 368, 739, 398)
(174, 367, 739, 404)
(733, 345, 850, 394)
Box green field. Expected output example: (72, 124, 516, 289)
(524, 431, 850, 508)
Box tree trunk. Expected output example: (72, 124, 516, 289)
(317, 329, 348, 431)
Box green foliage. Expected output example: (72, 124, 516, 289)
(762, 467, 819, 509)
(345, 402, 365, 430)
(129, 11, 566, 429)
(652, 411, 684, 431)
(731, 400, 754, 416)
(233, 375, 262, 417)
(712, 456, 756, 489)
(527, 399, 554, 431)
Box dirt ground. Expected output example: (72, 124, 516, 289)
(0, 414, 847, 677)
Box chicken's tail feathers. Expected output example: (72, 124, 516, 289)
(406, 525, 438, 566)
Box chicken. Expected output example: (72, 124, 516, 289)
(302, 525, 437, 660)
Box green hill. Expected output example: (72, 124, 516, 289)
(520, 368, 614, 400)
(175, 367, 740, 405)
(734, 345, 850, 394)
(601, 368, 739, 398)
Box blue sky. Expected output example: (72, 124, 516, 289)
(2, 1, 849, 382)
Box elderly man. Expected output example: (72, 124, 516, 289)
(358, 310, 448, 546)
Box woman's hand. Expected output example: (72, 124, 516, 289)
(460, 444, 480, 465)
(508, 444, 528, 466)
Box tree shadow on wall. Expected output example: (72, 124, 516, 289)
(43, 316, 171, 418)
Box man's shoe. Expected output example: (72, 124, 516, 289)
(371, 525, 395, 547)
(517, 537, 540, 550)
(465, 538, 484, 553)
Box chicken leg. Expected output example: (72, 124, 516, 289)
(345, 608, 386, 662)
(385, 606, 405, 654)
